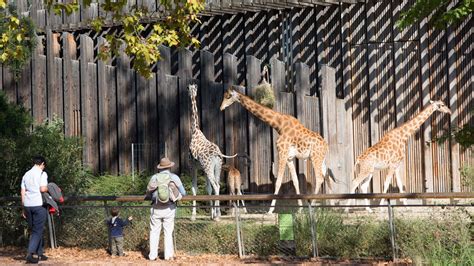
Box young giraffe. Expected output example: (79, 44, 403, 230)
(188, 84, 237, 220)
(222, 164, 247, 214)
(349, 100, 451, 212)
(220, 88, 331, 214)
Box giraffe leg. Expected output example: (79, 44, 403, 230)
(209, 178, 220, 220)
(213, 160, 222, 218)
(346, 167, 373, 213)
(268, 155, 287, 214)
(310, 155, 326, 206)
(380, 167, 395, 206)
(205, 174, 214, 220)
(287, 160, 303, 207)
(393, 166, 406, 204)
(359, 178, 373, 213)
(237, 188, 247, 213)
(191, 162, 198, 221)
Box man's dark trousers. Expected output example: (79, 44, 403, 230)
(25, 206, 47, 255)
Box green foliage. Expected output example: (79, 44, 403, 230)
(396, 0, 474, 29)
(0, 91, 33, 196)
(0, 4, 37, 80)
(460, 164, 474, 191)
(86, 173, 148, 196)
(0, 91, 91, 197)
(28, 117, 93, 195)
(50, 0, 204, 78)
(396, 208, 473, 264)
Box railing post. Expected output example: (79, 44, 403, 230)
(234, 202, 244, 258)
(307, 202, 319, 258)
(131, 143, 135, 182)
(387, 199, 397, 261)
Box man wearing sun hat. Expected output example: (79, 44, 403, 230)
(148, 157, 186, 261)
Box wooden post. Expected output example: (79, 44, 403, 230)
(32, 36, 47, 124)
(223, 53, 249, 189)
(178, 49, 193, 173)
(246, 55, 272, 193)
(79, 34, 98, 172)
(116, 45, 136, 174)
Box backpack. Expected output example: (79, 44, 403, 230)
(146, 173, 183, 204)
(147, 173, 171, 204)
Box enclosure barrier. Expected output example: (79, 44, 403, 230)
(0, 193, 472, 262)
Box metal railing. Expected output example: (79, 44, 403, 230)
(1, 193, 472, 262)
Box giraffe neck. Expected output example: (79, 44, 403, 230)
(190, 94, 200, 134)
(237, 92, 284, 130)
(399, 104, 435, 140)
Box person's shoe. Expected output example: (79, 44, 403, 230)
(26, 255, 39, 264)
(39, 255, 48, 261)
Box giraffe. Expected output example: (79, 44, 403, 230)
(220, 87, 331, 214)
(188, 84, 237, 220)
(349, 100, 451, 212)
(222, 164, 247, 215)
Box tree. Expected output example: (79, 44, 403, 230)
(0, 0, 204, 79)
(396, 0, 473, 29)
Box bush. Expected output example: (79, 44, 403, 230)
(0, 90, 92, 196)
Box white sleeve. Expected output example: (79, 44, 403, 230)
(40, 172, 48, 186)
(20, 176, 26, 189)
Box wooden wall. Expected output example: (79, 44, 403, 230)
(0, 0, 472, 194)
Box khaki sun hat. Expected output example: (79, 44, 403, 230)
(157, 157, 175, 169)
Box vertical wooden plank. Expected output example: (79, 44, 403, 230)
(117, 46, 136, 174)
(63, 32, 80, 137)
(32, 36, 47, 124)
(178, 49, 193, 173)
(17, 61, 32, 113)
(47, 30, 62, 119)
(247, 55, 272, 193)
(136, 73, 158, 173)
(270, 57, 294, 192)
(98, 37, 118, 174)
(295, 62, 313, 193)
(158, 75, 180, 170)
(349, 44, 370, 190)
(394, 41, 424, 193)
(3, 67, 16, 103)
(80, 35, 98, 173)
(223, 53, 249, 189)
(321, 65, 344, 194)
(200, 50, 224, 150)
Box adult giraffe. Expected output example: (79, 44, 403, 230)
(188, 84, 237, 220)
(220, 87, 332, 214)
(349, 100, 451, 212)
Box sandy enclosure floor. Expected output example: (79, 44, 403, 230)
(0, 247, 410, 265)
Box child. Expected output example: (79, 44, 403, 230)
(107, 207, 133, 256)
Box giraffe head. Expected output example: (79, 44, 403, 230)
(220, 88, 240, 111)
(188, 84, 198, 98)
(430, 100, 451, 114)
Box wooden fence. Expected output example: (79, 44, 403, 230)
(0, 1, 472, 194)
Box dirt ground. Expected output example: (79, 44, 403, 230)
(0, 247, 410, 265)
